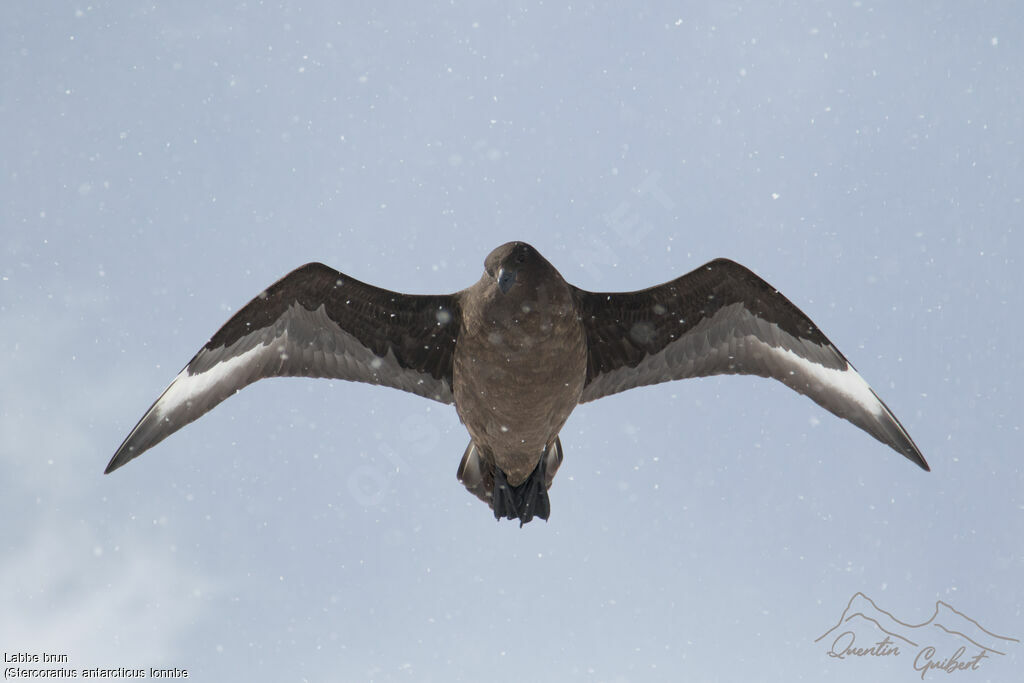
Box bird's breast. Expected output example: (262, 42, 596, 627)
(452, 306, 587, 484)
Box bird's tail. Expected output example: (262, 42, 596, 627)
(457, 437, 563, 525)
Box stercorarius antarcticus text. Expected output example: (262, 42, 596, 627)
(107, 242, 929, 525)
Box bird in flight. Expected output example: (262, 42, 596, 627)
(107, 242, 929, 525)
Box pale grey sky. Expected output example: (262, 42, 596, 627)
(2, 2, 1021, 681)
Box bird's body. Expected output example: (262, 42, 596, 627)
(454, 246, 586, 486)
(107, 242, 929, 525)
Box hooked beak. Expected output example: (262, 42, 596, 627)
(497, 267, 517, 294)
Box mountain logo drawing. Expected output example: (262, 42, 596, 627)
(816, 592, 1018, 679)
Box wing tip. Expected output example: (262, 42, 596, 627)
(911, 451, 931, 472)
(894, 420, 930, 473)
(887, 423, 930, 472)
(105, 440, 144, 474)
(104, 450, 130, 474)
(893, 431, 930, 472)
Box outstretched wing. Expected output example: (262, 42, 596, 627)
(575, 258, 928, 470)
(106, 263, 461, 473)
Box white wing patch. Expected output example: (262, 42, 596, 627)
(756, 340, 885, 418)
(156, 343, 267, 420)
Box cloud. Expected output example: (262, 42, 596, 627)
(0, 520, 215, 668)
(0, 285, 216, 669)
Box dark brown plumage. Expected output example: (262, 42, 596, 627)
(107, 241, 929, 525)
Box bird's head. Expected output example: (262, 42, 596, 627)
(483, 242, 558, 296)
